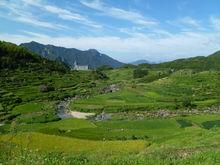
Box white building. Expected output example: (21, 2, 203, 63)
(73, 61, 89, 70)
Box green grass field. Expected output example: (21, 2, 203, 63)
(0, 114, 220, 164)
(70, 70, 220, 113)
(1, 66, 220, 164)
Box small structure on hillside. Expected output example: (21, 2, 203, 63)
(95, 112, 111, 121)
(101, 84, 120, 94)
(73, 61, 89, 70)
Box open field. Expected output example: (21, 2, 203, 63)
(0, 114, 220, 164)
(70, 70, 220, 113)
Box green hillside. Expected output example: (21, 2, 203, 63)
(0, 41, 108, 124)
(71, 70, 220, 112)
(0, 41, 220, 164)
(153, 51, 220, 71)
(0, 41, 69, 72)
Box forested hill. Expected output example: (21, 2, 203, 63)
(2, 40, 220, 72)
(153, 51, 220, 71)
(20, 41, 124, 69)
(0, 41, 69, 72)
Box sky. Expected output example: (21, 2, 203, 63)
(1, 0, 220, 63)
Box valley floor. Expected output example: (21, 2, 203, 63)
(0, 113, 220, 164)
(1, 66, 220, 164)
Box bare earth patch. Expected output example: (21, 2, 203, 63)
(69, 111, 95, 119)
(57, 99, 95, 119)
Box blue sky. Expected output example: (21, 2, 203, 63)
(1, 0, 220, 62)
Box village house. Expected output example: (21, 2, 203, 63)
(73, 61, 89, 70)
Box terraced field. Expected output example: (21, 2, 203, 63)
(1, 46, 220, 164)
(71, 70, 220, 113)
(1, 114, 220, 164)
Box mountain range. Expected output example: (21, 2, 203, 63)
(2, 40, 220, 72)
(20, 41, 124, 69)
(130, 59, 151, 65)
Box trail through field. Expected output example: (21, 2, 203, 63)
(57, 98, 94, 119)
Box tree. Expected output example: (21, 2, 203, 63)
(182, 97, 196, 109)
(133, 68, 148, 78)
(97, 65, 113, 71)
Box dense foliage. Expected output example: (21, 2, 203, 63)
(133, 68, 149, 78)
(153, 51, 220, 71)
(0, 41, 69, 72)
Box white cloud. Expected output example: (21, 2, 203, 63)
(210, 16, 220, 31)
(1, 1, 220, 63)
(16, 15, 68, 29)
(1, 30, 220, 63)
(44, 5, 102, 28)
(80, 0, 157, 26)
(0, 0, 68, 30)
(179, 16, 201, 28)
(167, 16, 202, 30)
(0, 0, 101, 29)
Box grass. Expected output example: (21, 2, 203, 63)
(185, 114, 220, 125)
(0, 113, 220, 164)
(0, 145, 219, 165)
(202, 120, 220, 129)
(176, 119, 193, 128)
(70, 70, 220, 113)
(1, 66, 220, 164)
(3, 114, 218, 143)
(12, 103, 43, 115)
(0, 122, 220, 164)
(0, 132, 148, 155)
(0, 118, 96, 134)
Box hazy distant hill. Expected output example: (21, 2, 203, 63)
(20, 41, 124, 69)
(130, 59, 151, 65)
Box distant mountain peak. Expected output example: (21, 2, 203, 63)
(130, 59, 151, 65)
(88, 49, 99, 53)
(29, 41, 42, 45)
(87, 49, 102, 56)
(20, 41, 124, 69)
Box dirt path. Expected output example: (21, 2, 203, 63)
(57, 98, 94, 119)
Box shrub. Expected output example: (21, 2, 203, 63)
(121, 64, 137, 69)
(97, 65, 113, 71)
(39, 85, 55, 93)
(92, 70, 108, 80)
(182, 97, 196, 108)
(131, 135, 138, 140)
(133, 68, 148, 78)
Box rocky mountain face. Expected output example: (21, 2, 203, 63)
(20, 41, 124, 69)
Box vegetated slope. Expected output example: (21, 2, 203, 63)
(153, 51, 220, 71)
(0, 41, 108, 124)
(71, 66, 220, 113)
(20, 41, 124, 69)
(0, 41, 220, 164)
(0, 41, 69, 72)
(0, 41, 69, 123)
